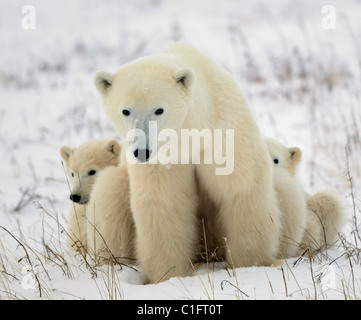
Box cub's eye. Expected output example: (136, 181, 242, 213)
(71, 172, 74, 177)
(122, 109, 131, 116)
(154, 108, 164, 115)
(273, 159, 279, 164)
(88, 170, 96, 176)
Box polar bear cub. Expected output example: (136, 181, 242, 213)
(302, 190, 344, 253)
(265, 138, 344, 256)
(86, 160, 136, 266)
(60, 139, 121, 253)
(265, 138, 307, 258)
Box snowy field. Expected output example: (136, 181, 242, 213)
(0, 0, 361, 300)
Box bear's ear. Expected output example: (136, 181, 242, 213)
(94, 71, 114, 94)
(106, 140, 121, 156)
(174, 67, 195, 90)
(60, 146, 73, 162)
(288, 147, 302, 165)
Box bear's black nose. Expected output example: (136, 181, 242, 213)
(133, 148, 151, 162)
(70, 194, 81, 203)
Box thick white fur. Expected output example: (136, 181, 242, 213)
(265, 138, 344, 256)
(94, 43, 282, 283)
(86, 165, 136, 265)
(67, 203, 87, 253)
(302, 190, 344, 253)
(60, 139, 121, 253)
(265, 138, 307, 258)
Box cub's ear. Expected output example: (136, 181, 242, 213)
(60, 146, 73, 162)
(174, 67, 195, 90)
(106, 140, 121, 156)
(94, 71, 114, 94)
(289, 147, 302, 165)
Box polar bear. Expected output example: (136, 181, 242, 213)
(265, 138, 344, 256)
(86, 162, 136, 265)
(60, 139, 121, 253)
(303, 190, 344, 254)
(264, 138, 308, 258)
(93, 43, 282, 283)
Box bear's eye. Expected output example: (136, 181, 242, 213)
(273, 158, 279, 165)
(154, 108, 164, 115)
(88, 170, 96, 176)
(71, 172, 74, 177)
(122, 109, 131, 116)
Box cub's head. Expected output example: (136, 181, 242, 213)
(94, 57, 195, 163)
(60, 139, 120, 204)
(264, 138, 302, 176)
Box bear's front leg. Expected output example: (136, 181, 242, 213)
(217, 191, 281, 267)
(129, 163, 199, 283)
(196, 162, 282, 268)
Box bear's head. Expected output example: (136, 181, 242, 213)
(264, 138, 302, 176)
(60, 139, 120, 204)
(94, 57, 195, 163)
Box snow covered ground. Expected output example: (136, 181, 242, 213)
(0, 0, 360, 300)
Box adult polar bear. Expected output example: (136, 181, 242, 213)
(94, 43, 282, 283)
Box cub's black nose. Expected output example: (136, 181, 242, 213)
(70, 194, 81, 203)
(133, 148, 151, 163)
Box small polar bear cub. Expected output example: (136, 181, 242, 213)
(60, 139, 121, 252)
(264, 138, 307, 258)
(265, 138, 344, 256)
